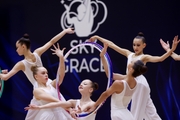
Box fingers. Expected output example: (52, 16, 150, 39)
(50, 48, 55, 52)
(67, 28, 75, 34)
(62, 48, 66, 53)
(57, 43, 60, 49)
(24, 107, 32, 111)
(53, 44, 57, 49)
(159, 39, 166, 44)
(2, 70, 8, 74)
(77, 105, 81, 111)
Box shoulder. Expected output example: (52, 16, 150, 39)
(32, 52, 38, 56)
(33, 88, 45, 94)
(16, 61, 24, 66)
(141, 54, 151, 62)
(110, 80, 124, 90)
(112, 80, 124, 91)
(113, 80, 124, 86)
(13, 61, 25, 71)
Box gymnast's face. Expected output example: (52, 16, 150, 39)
(78, 79, 93, 94)
(34, 67, 49, 83)
(16, 41, 25, 56)
(133, 38, 146, 55)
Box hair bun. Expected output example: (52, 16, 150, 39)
(138, 32, 144, 37)
(23, 33, 29, 39)
(31, 65, 37, 72)
(94, 82, 99, 91)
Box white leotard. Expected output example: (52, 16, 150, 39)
(22, 52, 52, 88)
(127, 53, 161, 120)
(75, 100, 96, 120)
(111, 80, 136, 120)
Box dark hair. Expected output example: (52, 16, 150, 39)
(134, 32, 146, 43)
(91, 81, 99, 91)
(17, 33, 31, 49)
(89, 81, 99, 96)
(31, 65, 39, 80)
(132, 60, 148, 77)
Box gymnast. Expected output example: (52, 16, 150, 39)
(88, 34, 179, 120)
(0, 28, 74, 119)
(25, 43, 74, 120)
(81, 43, 147, 120)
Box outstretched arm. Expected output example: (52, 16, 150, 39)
(0, 61, 24, 81)
(51, 43, 65, 87)
(142, 35, 180, 63)
(90, 35, 132, 57)
(170, 53, 180, 61)
(24, 99, 76, 111)
(113, 73, 126, 80)
(160, 38, 180, 61)
(83, 81, 123, 112)
(34, 28, 74, 56)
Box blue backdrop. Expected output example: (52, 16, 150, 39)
(0, 0, 180, 120)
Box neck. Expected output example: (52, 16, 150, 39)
(126, 73, 134, 81)
(38, 82, 47, 88)
(80, 94, 92, 103)
(134, 52, 143, 56)
(24, 50, 33, 59)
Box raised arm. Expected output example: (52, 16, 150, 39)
(0, 61, 24, 81)
(142, 35, 180, 63)
(34, 28, 74, 56)
(160, 37, 180, 61)
(50, 43, 65, 87)
(100, 43, 109, 77)
(100, 43, 126, 80)
(90, 35, 132, 57)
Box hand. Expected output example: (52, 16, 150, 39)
(24, 104, 40, 111)
(160, 39, 170, 51)
(89, 36, 98, 42)
(64, 28, 75, 34)
(100, 43, 108, 57)
(2, 69, 8, 74)
(69, 108, 77, 120)
(51, 43, 65, 58)
(171, 35, 180, 51)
